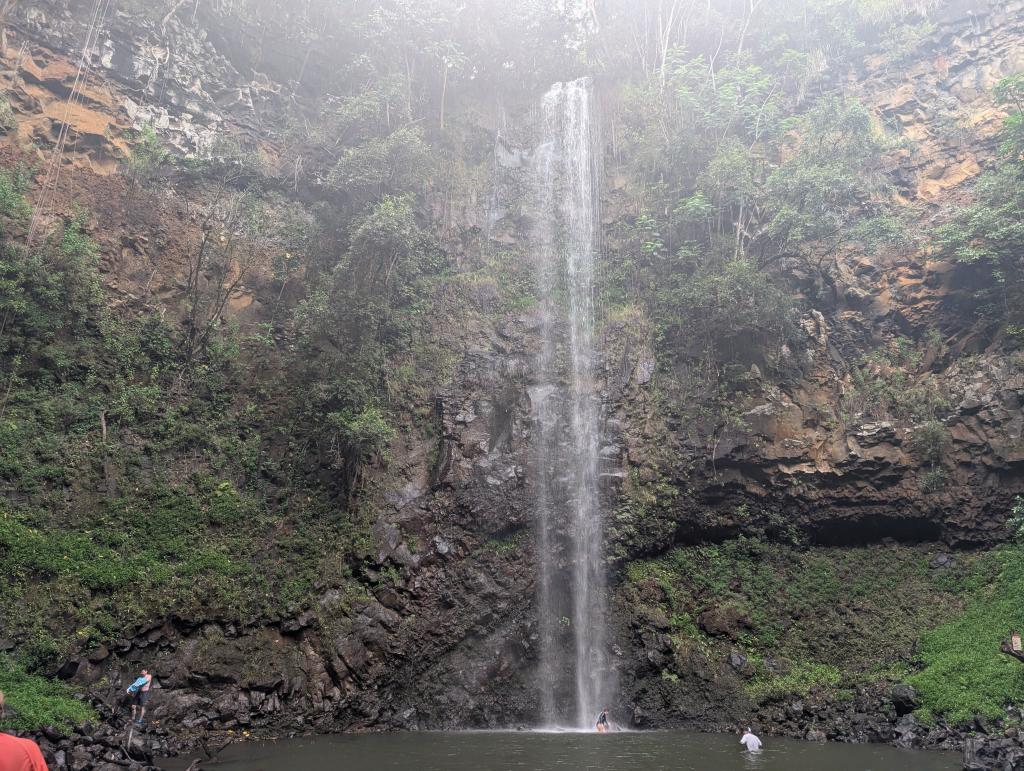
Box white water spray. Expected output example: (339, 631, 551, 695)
(531, 78, 611, 730)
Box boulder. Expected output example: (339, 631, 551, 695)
(805, 728, 827, 742)
(697, 606, 751, 640)
(890, 683, 919, 715)
(727, 651, 753, 677)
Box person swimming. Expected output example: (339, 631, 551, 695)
(596, 708, 610, 733)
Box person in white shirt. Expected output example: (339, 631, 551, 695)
(740, 727, 763, 752)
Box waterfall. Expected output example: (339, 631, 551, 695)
(530, 78, 611, 730)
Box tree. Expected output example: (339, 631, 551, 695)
(326, 406, 396, 495)
(935, 76, 1024, 339)
(761, 97, 890, 264)
(122, 125, 169, 211)
(180, 191, 304, 371)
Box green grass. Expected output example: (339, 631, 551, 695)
(0, 477, 373, 670)
(746, 660, 843, 702)
(0, 656, 96, 731)
(908, 547, 1024, 722)
(623, 539, 987, 705)
(625, 539, 1024, 720)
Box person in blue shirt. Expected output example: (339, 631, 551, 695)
(126, 669, 152, 726)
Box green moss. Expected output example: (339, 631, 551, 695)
(0, 656, 96, 731)
(487, 530, 527, 557)
(746, 661, 843, 703)
(623, 539, 982, 702)
(908, 547, 1024, 722)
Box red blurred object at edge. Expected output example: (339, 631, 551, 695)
(0, 733, 48, 771)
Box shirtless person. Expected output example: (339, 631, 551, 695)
(126, 669, 153, 726)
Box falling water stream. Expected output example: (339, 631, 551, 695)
(531, 78, 611, 729)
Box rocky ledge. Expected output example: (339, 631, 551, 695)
(9, 720, 169, 771)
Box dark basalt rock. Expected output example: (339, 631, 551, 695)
(890, 684, 920, 716)
(697, 607, 752, 640)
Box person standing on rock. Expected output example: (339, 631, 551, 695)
(740, 727, 762, 752)
(126, 669, 152, 726)
(596, 708, 610, 732)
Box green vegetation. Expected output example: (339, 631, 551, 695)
(0, 161, 383, 682)
(909, 547, 1024, 722)
(623, 539, 991, 705)
(910, 419, 950, 493)
(123, 124, 169, 198)
(936, 75, 1024, 340)
(918, 467, 947, 494)
(0, 657, 96, 731)
(608, 62, 895, 376)
(910, 420, 950, 464)
(487, 530, 527, 557)
(0, 0, 529, 699)
(1008, 497, 1024, 541)
(608, 470, 682, 563)
(843, 336, 950, 424)
(747, 661, 843, 703)
(0, 96, 15, 134)
(0, 168, 32, 230)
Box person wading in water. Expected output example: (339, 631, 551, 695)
(596, 708, 610, 733)
(740, 727, 763, 752)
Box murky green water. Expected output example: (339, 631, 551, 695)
(160, 730, 959, 770)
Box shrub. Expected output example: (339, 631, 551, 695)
(328, 407, 395, 465)
(910, 420, 949, 464)
(843, 338, 950, 423)
(747, 661, 843, 703)
(123, 124, 169, 193)
(0, 169, 31, 226)
(658, 256, 796, 367)
(0, 95, 15, 134)
(326, 126, 431, 202)
(934, 76, 1024, 332)
(919, 468, 947, 494)
(1008, 497, 1024, 541)
(0, 656, 96, 731)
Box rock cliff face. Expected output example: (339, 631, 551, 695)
(1, 0, 1023, 763)
(601, 0, 1024, 551)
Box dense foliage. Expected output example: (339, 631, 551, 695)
(910, 547, 1024, 722)
(936, 74, 1024, 342)
(624, 539, 993, 708)
(0, 657, 96, 731)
